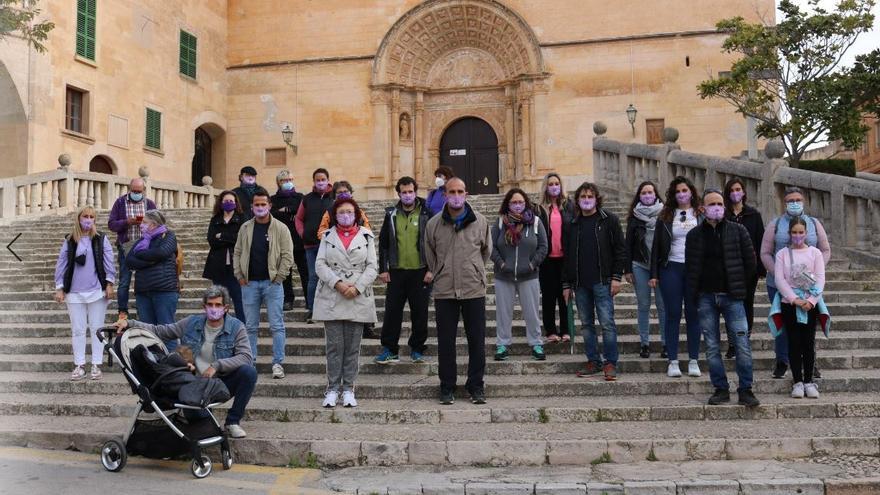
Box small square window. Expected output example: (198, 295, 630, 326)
(265, 148, 286, 167)
(65, 86, 89, 134)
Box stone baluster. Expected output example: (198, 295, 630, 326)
(40, 182, 49, 211)
(17, 186, 26, 215)
(855, 198, 870, 250)
(51, 180, 60, 209)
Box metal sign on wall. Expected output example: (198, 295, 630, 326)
(449, 149, 467, 156)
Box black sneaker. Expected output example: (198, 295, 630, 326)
(660, 348, 668, 359)
(470, 389, 486, 405)
(813, 365, 822, 379)
(708, 388, 731, 405)
(306, 311, 314, 324)
(738, 388, 761, 407)
(440, 391, 454, 405)
(283, 300, 294, 311)
(639, 345, 650, 359)
(725, 345, 736, 359)
(772, 360, 788, 379)
(362, 324, 379, 339)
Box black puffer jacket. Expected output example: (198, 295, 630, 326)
(684, 219, 756, 302)
(625, 216, 652, 269)
(726, 204, 766, 278)
(561, 208, 626, 289)
(126, 230, 179, 293)
(203, 213, 244, 279)
(271, 190, 305, 252)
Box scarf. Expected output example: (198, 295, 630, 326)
(133, 224, 167, 253)
(633, 201, 663, 251)
(502, 209, 535, 246)
(336, 224, 359, 250)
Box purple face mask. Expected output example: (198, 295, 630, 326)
(336, 192, 352, 201)
(205, 306, 226, 321)
(639, 193, 656, 206)
(579, 198, 596, 211)
(790, 233, 807, 246)
(336, 212, 356, 227)
(447, 195, 466, 209)
(221, 201, 237, 212)
(79, 218, 94, 231)
(399, 191, 416, 206)
(315, 180, 329, 191)
(675, 191, 692, 205)
(729, 191, 745, 204)
(547, 185, 561, 197)
(705, 205, 725, 221)
(509, 203, 526, 214)
(252, 205, 270, 218)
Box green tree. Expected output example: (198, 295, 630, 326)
(698, 0, 880, 165)
(0, 0, 54, 53)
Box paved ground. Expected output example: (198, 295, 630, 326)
(0, 446, 331, 495)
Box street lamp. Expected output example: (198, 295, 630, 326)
(626, 104, 638, 136)
(281, 123, 297, 154)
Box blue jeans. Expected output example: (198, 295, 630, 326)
(574, 283, 619, 366)
(699, 294, 754, 392)
(632, 263, 666, 347)
(659, 262, 701, 361)
(211, 268, 245, 324)
(767, 285, 789, 364)
(242, 280, 285, 365)
(116, 245, 132, 313)
(135, 291, 179, 351)
(184, 364, 257, 426)
(305, 247, 319, 311)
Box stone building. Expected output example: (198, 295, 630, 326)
(0, 0, 774, 196)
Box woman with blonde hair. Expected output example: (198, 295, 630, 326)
(535, 172, 572, 343)
(54, 206, 116, 381)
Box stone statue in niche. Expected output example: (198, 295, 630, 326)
(399, 113, 412, 140)
(516, 103, 523, 137)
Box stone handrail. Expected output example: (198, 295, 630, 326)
(591, 123, 880, 254)
(0, 167, 218, 223)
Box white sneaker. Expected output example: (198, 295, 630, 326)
(272, 363, 285, 379)
(667, 361, 682, 378)
(322, 391, 338, 408)
(90, 365, 102, 380)
(70, 366, 86, 381)
(226, 424, 247, 438)
(342, 391, 358, 408)
(791, 382, 805, 398)
(688, 359, 702, 377)
(804, 383, 820, 399)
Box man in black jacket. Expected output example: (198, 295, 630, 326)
(294, 168, 333, 322)
(232, 166, 261, 221)
(375, 177, 432, 364)
(685, 189, 759, 407)
(270, 170, 308, 311)
(562, 183, 627, 382)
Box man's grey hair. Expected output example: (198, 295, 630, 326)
(276, 169, 292, 185)
(202, 285, 231, 306)
(702, 187, 723, 199)
(783, 186, 804, 198)
(143, 209, 166, 226)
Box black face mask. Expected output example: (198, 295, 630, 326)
(74, 254, 87, 266)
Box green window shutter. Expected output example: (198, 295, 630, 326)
(145, 108, 162, 150)
(76, 0, 97, 60)
(179, 30, 197, 79)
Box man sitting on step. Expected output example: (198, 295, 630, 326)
(114, 285, 257, 439)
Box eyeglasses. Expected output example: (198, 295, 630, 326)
(679, 210, 687, 223)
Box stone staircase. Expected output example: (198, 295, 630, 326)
(0, 195, 879, 471)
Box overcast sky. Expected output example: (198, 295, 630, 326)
(783, 0, 880, 67)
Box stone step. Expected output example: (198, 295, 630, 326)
(0, 414, 877, 467)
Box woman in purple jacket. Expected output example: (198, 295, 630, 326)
(54, 206, 116, 381)
(425, 166, 454, 217)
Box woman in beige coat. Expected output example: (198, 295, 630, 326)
(314, 197, 378, 408)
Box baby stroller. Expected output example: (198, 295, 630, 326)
(96, 326, 234, 478)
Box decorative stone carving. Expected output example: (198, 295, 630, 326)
(663, 127, 679, 143)
(765, 139, 786, 159)
(428, 106, 506, 150)
(399, 113, 412, 140)
(57, 154, 71, 169)
(201, 176, 213, 187)
(593, 121, 607, 136)
(426, 49, 504, 89)
(138, 166, 150, 178)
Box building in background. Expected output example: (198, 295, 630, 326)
(0, 0, 774, 196)
(856, 116, 880, 174)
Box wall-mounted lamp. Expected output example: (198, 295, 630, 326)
(626, 104, 638, 136)
(281, 123, 297, 154)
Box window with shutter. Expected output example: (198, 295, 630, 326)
(76, 0, 97, 61)
(179, 30, 197, 79)
(145, 108, 162, 150)
(65, 87, 88, 134)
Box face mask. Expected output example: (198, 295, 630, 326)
(435, 177, 446, 188)
(140, 223, 151, 235)
(705, 205, 725, 221)
(547, 184, 561, 197)
(252, 205, 270, 218)
(281, 182, 294, 191)
(205, 306, 226, 321)
(79, 218, 94, 231)
(336, 192, 352, 201)
(336, 212, 356, 227)
(315, 180, 329, 191)
(786, 201, 804, 216)
(447, 195, 466, 209)
(639, 193, 656, 206)
(509, 203, 526, 215)
(790, 233, 807, 246)
(399, 192, 416, 206)
(129, 192, 144, 202)
(221, 200, 237, 212)
(729, 191, 745, 204)
(242, 176, 256, 186)
(675, 191, 691, 205)
(579, 198, 596, 211)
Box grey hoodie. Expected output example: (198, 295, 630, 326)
(490, 216, 548, 282)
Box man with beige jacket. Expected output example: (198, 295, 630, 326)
(424, 177, 492, 405)
(233, 187, 294, 379)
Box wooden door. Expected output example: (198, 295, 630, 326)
(439, 117, 499, 194)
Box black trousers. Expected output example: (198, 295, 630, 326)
(380, 267, 430, 355)
(782, 302, 818, 383)
(539, 257, 569, 336)
(282, 248, 309, 303)
(436, 298, 486, 395)
(743, 275, 759, 335)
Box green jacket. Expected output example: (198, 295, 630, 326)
(233, 215, 294, 284)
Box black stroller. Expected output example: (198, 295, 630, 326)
(96, 326, 234, 478)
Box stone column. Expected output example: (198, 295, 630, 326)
(504, 86, 516, 185)
(759, 140, 787, 223)
(518, 83, 532, 178)
(391, 89, 401, 182)
(414, 91, 425, 183)
(369, 89, 391, 190)
(532, 80, 550, 178)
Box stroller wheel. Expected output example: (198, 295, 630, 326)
(191, 455, 213, 479)
(100, 440, 127, 472)
(222, 448, 233, 470)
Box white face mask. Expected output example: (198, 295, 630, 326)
(435, 177, 445, 188)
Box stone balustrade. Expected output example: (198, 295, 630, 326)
(592, 123, 880, 256)
(0, 165, 218, 223)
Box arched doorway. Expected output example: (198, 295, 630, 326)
(192, 127, 212, 186)
(88, 155, 115, 174)
(440, 117, 499, 194)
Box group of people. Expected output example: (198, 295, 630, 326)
(53, 165, 831, 438)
